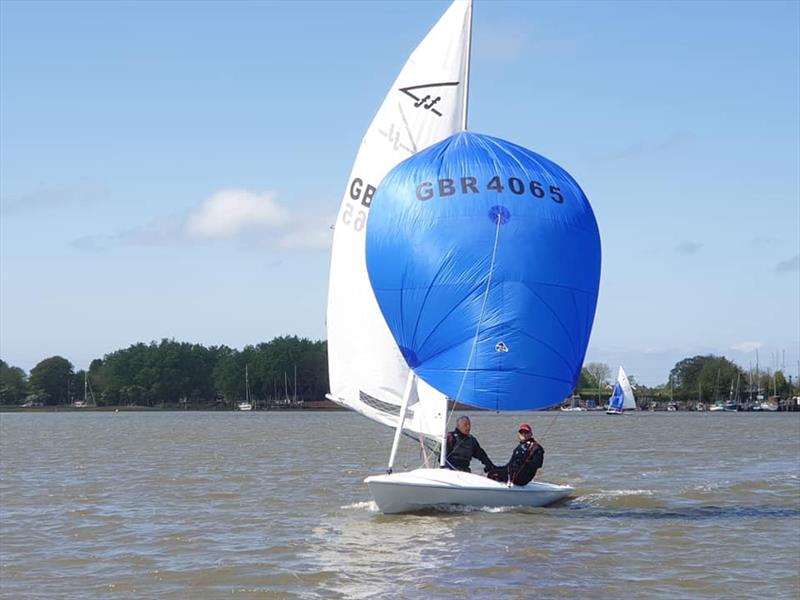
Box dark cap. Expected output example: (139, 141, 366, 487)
(518, 423, 532, 434)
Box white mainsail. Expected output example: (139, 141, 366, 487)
(617, 366, 637, 410)
(326, 1, 472, 441)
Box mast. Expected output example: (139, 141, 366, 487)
(461, 0, 473, 131)
(756, 349, 760, 397)
(84, 372, 88, 404)
(294, 364, 297, 404)
(388, 372, 416, 473)
(245, 364, 250, 405)
(440, 414, 449, 467)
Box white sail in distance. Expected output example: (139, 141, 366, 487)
(617, 367, 637, 410)
(326, 0, 472, 440)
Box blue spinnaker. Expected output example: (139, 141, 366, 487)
(608, 382, 624, 411)
(365, 132, 601, 411)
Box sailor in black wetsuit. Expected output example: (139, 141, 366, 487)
(445, 416, 495, 472)
(487, 423, 544, 486)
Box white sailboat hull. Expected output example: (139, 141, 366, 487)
(365, 468, 573, 514)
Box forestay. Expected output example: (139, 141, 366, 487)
(326, 1, 472, 439)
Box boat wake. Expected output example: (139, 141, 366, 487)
(428, 504, 517, 514)
(570, 488, 662, 509)
(340, 501, 379, 512)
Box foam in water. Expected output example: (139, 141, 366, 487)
(576, 489, 655, 506)
(340, 501, 379, 512)
(431, 504, 518, 514)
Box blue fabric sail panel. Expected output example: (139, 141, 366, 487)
(608, 382, 624, 410)
(365, 132, 601, 411)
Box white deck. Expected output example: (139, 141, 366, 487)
(365, 468, 573, 514)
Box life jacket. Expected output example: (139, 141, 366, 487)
(446, 430, 478, 471)
(510, 440, 544, 486)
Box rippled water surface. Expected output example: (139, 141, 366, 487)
(1, 411, 798, 599)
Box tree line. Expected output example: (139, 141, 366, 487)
(578, 356, 795, 406)
(0, 336, 327, 408)
(0, 344, 795, 408)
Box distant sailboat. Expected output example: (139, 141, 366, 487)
(73, 372, 95, 408)
(281, 366, 299, 406)
(606, 367, 636, 415)
(560, 395, 584, 412)
(237, 365, 253, 411)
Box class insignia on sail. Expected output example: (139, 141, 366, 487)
(365, 131, 601, 411)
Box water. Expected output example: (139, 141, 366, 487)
(1, 411, 798, 599)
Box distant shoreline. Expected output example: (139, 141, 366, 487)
(0, 403, 346, 413)
(3, 405, 798, 414)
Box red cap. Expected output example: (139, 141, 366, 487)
(518, 423, 532, 434)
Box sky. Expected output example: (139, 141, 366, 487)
(1, 0, 798, 386)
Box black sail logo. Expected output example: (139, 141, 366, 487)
(399, 81, 460, 117)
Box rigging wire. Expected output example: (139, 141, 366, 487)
(446, 212, 504, 429)
(539, 407, 562, 439)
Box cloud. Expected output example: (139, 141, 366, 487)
(475, 25, 530, 62)
(71, 188, 334, 253)
(732, 341, 763, 353)
(675, 241, 703, 255)
(598, 131, 692, 162)
(775, 254, 799, 273)
(70, 214, 185, 251)
(185, 189, 290, 240)
(751, 236, 779, 246)
(642, 346, 682, 356)
(1, 180, 109, 215)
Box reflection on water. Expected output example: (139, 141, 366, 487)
(0, 411, 798, 599)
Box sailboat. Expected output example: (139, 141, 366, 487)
(327, 0, 598, 514)
(237, 364, 253, 411)
(73, 371, 95, 408)
(560, 396, 585, 412)
(605, 367, 636, 415)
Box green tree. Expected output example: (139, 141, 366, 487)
(669, 354, 743, 403)
(584, 362, 610, 402)
(213, 347, 244, 406)
(28, 356, 74, 405)
(0, 360, 27, 405)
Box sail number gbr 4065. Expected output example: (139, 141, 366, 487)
(416, 176, 565, 204)
(341, 174, 567, 232)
